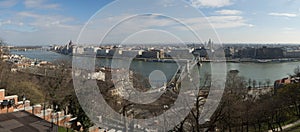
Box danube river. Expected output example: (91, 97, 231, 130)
(11, 50, 300, 85)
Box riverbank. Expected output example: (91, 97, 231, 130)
(63, 51, 300, 64)
(11, 49, 300, 84)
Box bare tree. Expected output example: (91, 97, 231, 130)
(0, 38, 8, 54)
(42, 59, 72, 111)
(248, 78, 252, 88)
(294, 66, 300, 77)
(265, 79, 271, 87)
(258, 81, 262, 88)
(252, 80, 257, 88)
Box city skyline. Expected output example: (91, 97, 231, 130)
(0, 0, 300, 45)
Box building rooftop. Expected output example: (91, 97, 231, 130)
(0, 111, 57, 132)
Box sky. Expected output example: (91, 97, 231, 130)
(0, 0, 300, 46)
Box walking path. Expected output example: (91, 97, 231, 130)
(268, 119, 300, 132)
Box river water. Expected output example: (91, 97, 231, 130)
(11, 50, 300, 84)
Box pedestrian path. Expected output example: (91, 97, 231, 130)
(268, 119, 300, 132)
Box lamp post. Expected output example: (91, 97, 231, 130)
(51, 105, 56, 130)
(43, 102, 46, 119)
(51, 113, 53, 130)
(43, 93, 47, 120)
(55, 105, 59, 125)
(22, 95, 26, 111)
(163, 105, 168, 132)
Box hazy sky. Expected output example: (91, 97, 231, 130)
(0, 0, 300, 45)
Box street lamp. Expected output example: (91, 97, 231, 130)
(51, 105, 57, 130)
(50, 113, 53, 130)
(22, 95, 26, 111)
(55, 105, 59, 125)
(163, 105, 168, 132)
(43, 93, 48, 120)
